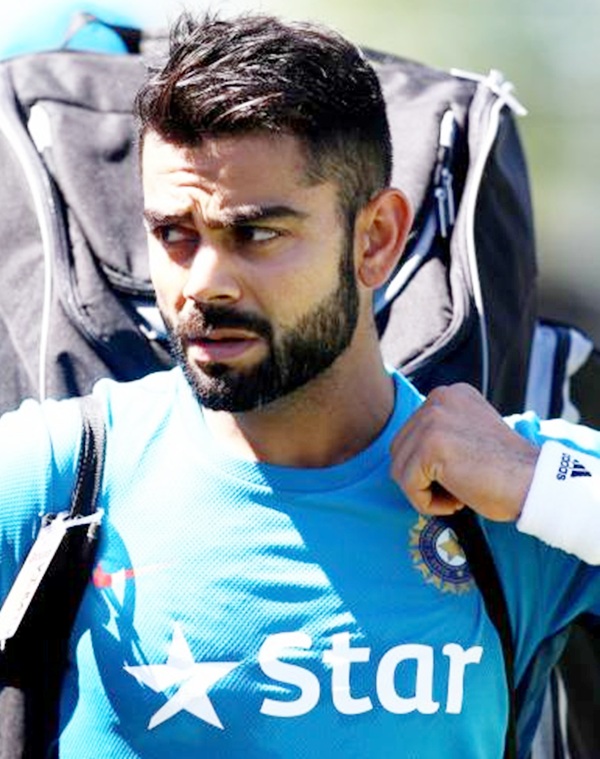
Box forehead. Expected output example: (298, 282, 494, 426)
(141, 131, 320, 211)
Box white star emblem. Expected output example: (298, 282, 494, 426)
(124, 623, 240, 730)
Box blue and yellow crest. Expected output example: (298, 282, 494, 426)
(409, 516, 474, 594)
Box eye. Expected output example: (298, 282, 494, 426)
(154, 224, 199, 247)
(234, 225, 280, 245)
(251, 227, 279, 242)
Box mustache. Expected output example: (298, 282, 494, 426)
(173, 304, 273, 341)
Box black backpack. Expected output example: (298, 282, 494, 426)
(0, 23, 537, 417)
(0, 16, 595, 759)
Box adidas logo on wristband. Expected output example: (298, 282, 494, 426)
(556, 451, 592, 481)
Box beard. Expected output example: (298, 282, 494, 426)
(164, 239, 360, 412)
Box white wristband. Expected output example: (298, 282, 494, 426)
(517, 440, 600, 564)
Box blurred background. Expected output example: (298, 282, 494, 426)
(2, 0, 599, 343)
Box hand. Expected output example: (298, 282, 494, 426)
(390, 383, 540, 521)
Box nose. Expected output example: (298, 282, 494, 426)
(182, 243, 242, 306)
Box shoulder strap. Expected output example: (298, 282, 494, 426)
(444, 508, 517, 759)
(70, 394, 107, 520)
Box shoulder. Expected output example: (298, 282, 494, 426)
(0, 393, 83, 599)
(0, 393, 83, 503)
(0, 369, 183, 495)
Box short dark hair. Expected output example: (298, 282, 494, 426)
(135, 12, 392, 220)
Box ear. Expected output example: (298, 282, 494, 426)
(355, 188, 413, 289)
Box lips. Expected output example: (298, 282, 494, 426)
(186, 328, 263, 364)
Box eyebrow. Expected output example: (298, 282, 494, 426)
(143, 209, 193, 228)
(143, 204, 307, 229)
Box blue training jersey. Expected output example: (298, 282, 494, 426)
(1, 367, 599, 758)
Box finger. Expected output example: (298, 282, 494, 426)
(425, 483, 465, 515)
(408, 480, 465, 516)
(417, 501, 466, 517)
(391, 432, 458, 512)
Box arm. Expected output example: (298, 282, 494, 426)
(390, 383, 600, 563)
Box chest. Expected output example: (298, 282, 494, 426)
(61, 473, 508, 757)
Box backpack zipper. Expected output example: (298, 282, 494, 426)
(449, 69, 527, 398)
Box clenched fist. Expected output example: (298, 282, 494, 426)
(390, 384, 540, 521)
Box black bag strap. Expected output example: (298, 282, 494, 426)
(0, 395, 106, 759)
(70, 394, 107, 520)
(444, 508, 517, 759)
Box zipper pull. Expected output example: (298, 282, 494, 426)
(434, 109, 457, 239)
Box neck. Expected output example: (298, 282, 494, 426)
(202, 341, 395, 468)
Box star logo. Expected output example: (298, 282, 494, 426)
(124, 624, 240, 730)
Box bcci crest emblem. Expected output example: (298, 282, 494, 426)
(409, 516, 474, 594)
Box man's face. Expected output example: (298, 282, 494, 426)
(142, 131, 361, 412)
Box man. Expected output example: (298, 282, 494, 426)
(1, 12, 600, 758)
